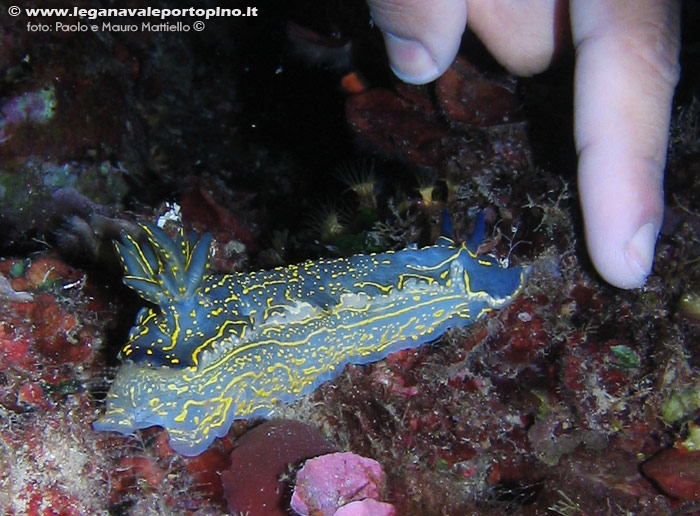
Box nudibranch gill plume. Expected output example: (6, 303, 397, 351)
(94, 218, 528, 456)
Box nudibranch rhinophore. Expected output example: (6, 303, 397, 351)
(94, 218, 528, 456)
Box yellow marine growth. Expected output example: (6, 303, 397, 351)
(94, 219, 527, 456)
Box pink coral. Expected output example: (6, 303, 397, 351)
(290, 452, 394, 516)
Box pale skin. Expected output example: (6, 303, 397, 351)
(367, 0, 681, 289)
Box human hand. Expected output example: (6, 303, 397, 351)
(366, 0, 680, 289)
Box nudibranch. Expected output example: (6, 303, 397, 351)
(94, 217, 528, 456)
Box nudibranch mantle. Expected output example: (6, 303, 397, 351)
(94, 221, 528, 456)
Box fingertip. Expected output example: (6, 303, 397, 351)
(581, 169, 663, 290)
(589, 221, 659, 290)
(382, 32, 441, 85)
(369, 0, 467, 84)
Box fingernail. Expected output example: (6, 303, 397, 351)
(624, 222, 659, 283)
(382, 32, 440, 85)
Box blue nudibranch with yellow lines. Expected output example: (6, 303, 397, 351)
(94, 217, 528, 456)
